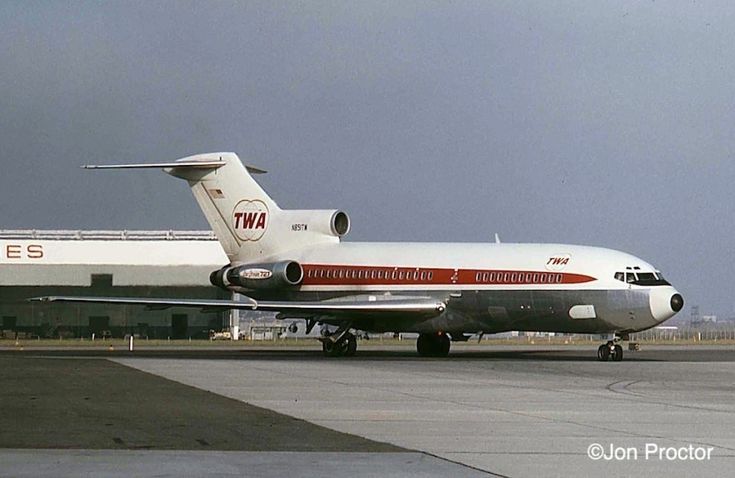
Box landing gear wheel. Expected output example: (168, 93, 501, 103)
(417, 333, 431, 357)
(345, 334, 357, 357)
(417, 333, 451, 357)
(597, 340, 624, 362)
(322, 339, 340, 357)
(322, 332, 357, 357)
(437, 333, 450, 357)
(612, 344, 623, 362)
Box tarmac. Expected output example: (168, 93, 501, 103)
(2, 344, 735, 477)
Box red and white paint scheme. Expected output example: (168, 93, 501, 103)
(34, 153, 683, 360)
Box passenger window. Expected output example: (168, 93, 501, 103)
(427, 271, 433, 281)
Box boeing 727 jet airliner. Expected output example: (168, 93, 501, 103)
(33, 153, 683, 360)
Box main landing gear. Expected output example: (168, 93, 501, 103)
(321, 331, 357, 357)
(597, 340, 623, 362)
(417, 332, 451, 357)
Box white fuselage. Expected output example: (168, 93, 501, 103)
(245, 241, 681, 336)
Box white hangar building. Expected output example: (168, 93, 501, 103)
(0, 230, 231, 339)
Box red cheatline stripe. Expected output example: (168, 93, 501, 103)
(300, 264, 596, 286)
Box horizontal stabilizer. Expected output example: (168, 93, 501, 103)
(82, 161, 226, 170)
(82, 160, 266, 174)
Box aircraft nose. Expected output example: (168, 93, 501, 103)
(670, 293, 684, 313)
(649, 287, 684, 323)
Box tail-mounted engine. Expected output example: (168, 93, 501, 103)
(210, 260, 303, 291)
(279, 209, 350, 238)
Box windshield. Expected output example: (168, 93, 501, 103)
(614, 270, 670, 286)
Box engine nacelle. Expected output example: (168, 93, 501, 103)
(328, 210, 350, 237)
(210, 260, 303, 291)
(279, 209, 350, 238)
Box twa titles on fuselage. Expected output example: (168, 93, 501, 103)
(32, 153, 683, 361)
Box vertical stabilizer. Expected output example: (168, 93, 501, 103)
(86, 152, 349, 264)
(164, 152, 280, 262)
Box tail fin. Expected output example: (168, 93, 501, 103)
(85, 152, 348, 263)
(163, 152, 280, 261)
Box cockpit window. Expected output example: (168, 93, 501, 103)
(614, 270, 670, 286)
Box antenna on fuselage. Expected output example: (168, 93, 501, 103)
(494, 233, 501, 244)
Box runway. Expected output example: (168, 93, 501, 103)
(2, 345, 735, 477)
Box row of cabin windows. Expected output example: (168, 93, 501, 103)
(306, 268, 435, 282)
(475, 271, 563, 284)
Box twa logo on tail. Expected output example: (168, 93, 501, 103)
(233, 199, 269, 241)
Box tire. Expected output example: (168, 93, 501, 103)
(417, 333, 450, 357)
(597, 344, 610, 361)
(437, 333, 450, 357)
(322, 339, 345, 357)
(612, 344, 623, 362)
(345, 335, 357, 357)
(417, 334, 431, 357)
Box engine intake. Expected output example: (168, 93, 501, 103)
(210, 260, 303, 291)
(331, 211, 350, 237)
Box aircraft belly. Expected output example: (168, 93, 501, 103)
(286, 287, 655, 335)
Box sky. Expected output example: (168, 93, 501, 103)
(1, 1, 733, 319)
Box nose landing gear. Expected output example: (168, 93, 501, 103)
(597, 340, 623, 362)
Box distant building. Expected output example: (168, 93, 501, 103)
(691, 314, 718, 327)
(0, 230, 230, 339)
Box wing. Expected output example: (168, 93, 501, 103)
(29, 295, 446, 320)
